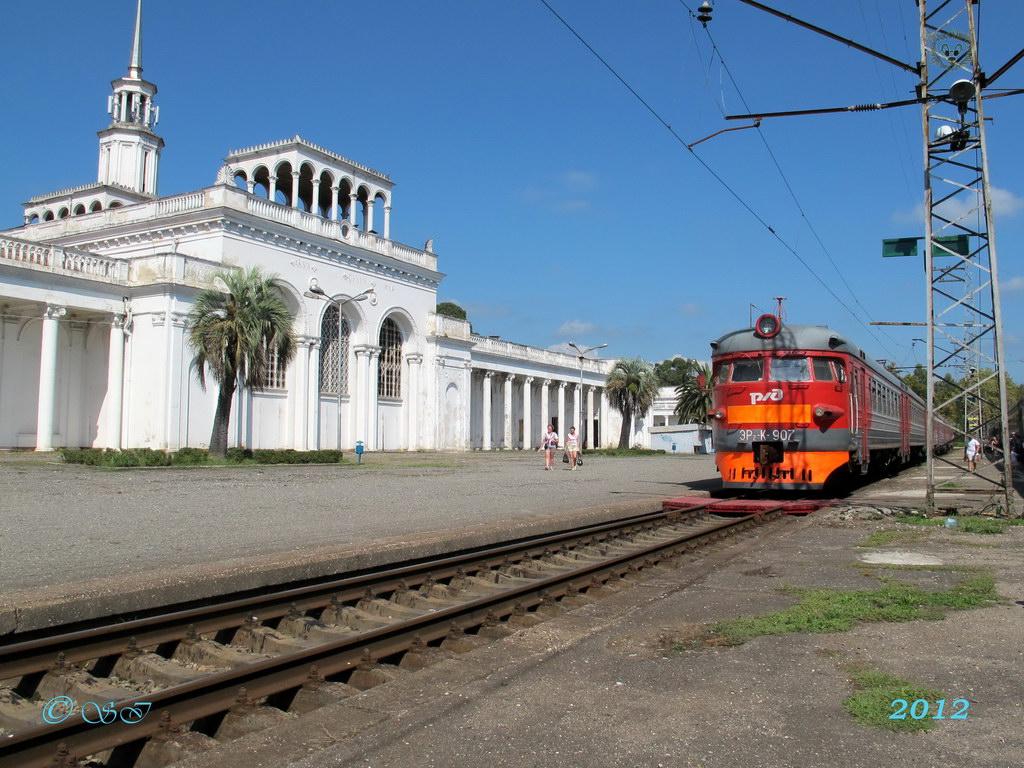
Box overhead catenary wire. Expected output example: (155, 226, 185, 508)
(676, 0, 905, 357)
(535, 0, 896, 355)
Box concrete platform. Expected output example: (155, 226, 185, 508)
(168, 506, 1024, 768)
(0, 452, 718, 634)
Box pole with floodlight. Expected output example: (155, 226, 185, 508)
(568, 341, 607, 452)
(304, 278, 374, 452)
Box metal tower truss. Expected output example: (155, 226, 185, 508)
(919, 0, 1015, 513)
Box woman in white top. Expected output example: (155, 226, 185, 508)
(566, 426, 579, 470)
(540, 424, 559, 470)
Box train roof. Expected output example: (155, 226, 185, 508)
(711, 323, 915, 396)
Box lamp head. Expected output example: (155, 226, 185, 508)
(949, 79, 974, 107)
(307, 277, 325, 296)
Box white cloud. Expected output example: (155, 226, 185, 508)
(560, 170, 598, 191)
(557, 319, 597, 336)
(1003, 276, 1024, 293)
(892, 186, 1024, 225)
(547, 342, 577, 354)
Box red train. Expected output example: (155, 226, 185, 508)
(709, 314, 954, 490)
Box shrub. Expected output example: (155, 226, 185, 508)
(225, 448, 253, 462)
(251, 449, 343, 464)
(172, 447, 209, 465)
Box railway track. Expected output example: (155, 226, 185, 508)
(0, 501, 786, 768)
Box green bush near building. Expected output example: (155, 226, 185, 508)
(60, 447, 344, 467)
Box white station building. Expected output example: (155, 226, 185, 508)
(0, 2, 654, 454)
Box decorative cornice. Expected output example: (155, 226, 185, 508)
(24, 182, 150, 206)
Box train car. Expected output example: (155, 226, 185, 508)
(709, 314, 954, 490)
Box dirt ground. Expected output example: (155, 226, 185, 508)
(167, 508, 1024, 768)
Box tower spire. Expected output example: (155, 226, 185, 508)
(128, 0, 143, 79)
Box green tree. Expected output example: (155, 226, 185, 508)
(188, 267, 296, 457)
(674, 361, 713, 425)
(654, 356, 693, 387)
(436, 301, 467, 321)
(605, 358, 659, 449)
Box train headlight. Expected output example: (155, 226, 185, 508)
(708, 409, 726, 421)
(754, 313, 781, 339)
(814, 406, 827, 418)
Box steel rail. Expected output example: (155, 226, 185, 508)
(0, 508, 779, 767)
(0, 506, 697, 680)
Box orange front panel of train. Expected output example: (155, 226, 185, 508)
(716, 450, 850, 489)
(727, 404, 813, 425)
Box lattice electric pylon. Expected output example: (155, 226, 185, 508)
(918, 0, 1015, 514)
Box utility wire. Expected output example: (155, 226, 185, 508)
(675, 0, 906, 357)
(536, 0, 897, 354)
(536, 0, 896, 354)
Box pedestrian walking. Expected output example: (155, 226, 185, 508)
(965, 434, 981, 473)
(566, 426, 580, 470)
(540, 423, 559, 470)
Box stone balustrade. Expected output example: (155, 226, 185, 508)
(472, 334, 611, 374)
(11, 184, 438, 273)
(0, 235, 130, 283)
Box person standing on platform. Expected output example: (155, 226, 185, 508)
(566, 426, 580, 471)
(965, 434, 981, 473)
(540, 423, 559, 470)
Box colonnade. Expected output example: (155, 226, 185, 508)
(475, 369, 609, 450)
(32, 304, 126, 452)
(247, 173, 392, 239)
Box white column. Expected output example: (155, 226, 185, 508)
(330, 186, 340, 221)
(600, 389, 610, 449)
(586, 386, 595, 449)
(540, 379, 550, 437)
(106, 314, 126, 449)
(572, 384, 581, 436)
(293, 340, 310, 450)
(522, 377, 534, 450)
(383, 205, 392, 239)
(482, 371, 493, 450)
(406, 354, 422, 451)
(246, 180, 255, 194)
(308, 342, 322, 449)
(290, 171, 300, 209)
(557, 382, 566, 447)
(35, 304, 65, 451)
(66, 323, 86, 448)
(268, 175, 278, 201)
(354, 347, 369, 447)
(310, 178, 321, 215)
(349, 193, 359, 226)
(503, 374, 514, 449)
(366, 199, 375, 233)
(367, 349, 380, 450)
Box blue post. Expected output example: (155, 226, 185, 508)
(355, 440, 364, 464)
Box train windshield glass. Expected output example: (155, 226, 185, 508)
(730, 359, 764, 382)
(770, 357, 811, 382)
(813, 358, 834, 381)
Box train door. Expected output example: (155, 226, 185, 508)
(900, 393, 910, 460)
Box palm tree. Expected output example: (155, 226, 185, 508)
(187, 267, 296, 457)
(605, 358, 659, 449)
(674, 361, 714, 425)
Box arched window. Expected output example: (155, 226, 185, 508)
(28, 214, 39, 224)
(262, 338, 287, 390)
(58, 207, 70, 219)
(73, 204, 86, 216)
(89, 201, 103, 213)
(319, 305, 350, 396)
(43, 210, 54, 221)
(378, 318, 403, 399)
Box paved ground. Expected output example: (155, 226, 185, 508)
(0, 452, 717, 631)
(170, 508, 1024, 768)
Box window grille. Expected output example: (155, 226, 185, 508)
(263, 337, 287, 390)
(319, 306, 350, 395)
(378, 318, 403, 399)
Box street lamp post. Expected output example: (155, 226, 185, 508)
(304, 278, 374, 451)
(568, 341, 607, 450)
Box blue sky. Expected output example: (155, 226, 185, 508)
(3, 1, 1022, 377)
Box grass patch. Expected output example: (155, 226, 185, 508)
(702, 574, 998, 646)
(585, 448, 667, 457)
(902, 515, 1024, 534)
(843, 667, 942, 732)
(859, 529, 928, 548)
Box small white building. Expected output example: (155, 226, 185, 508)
(0, 2, 631, 454)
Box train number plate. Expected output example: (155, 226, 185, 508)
(737, 429, 796, 442)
